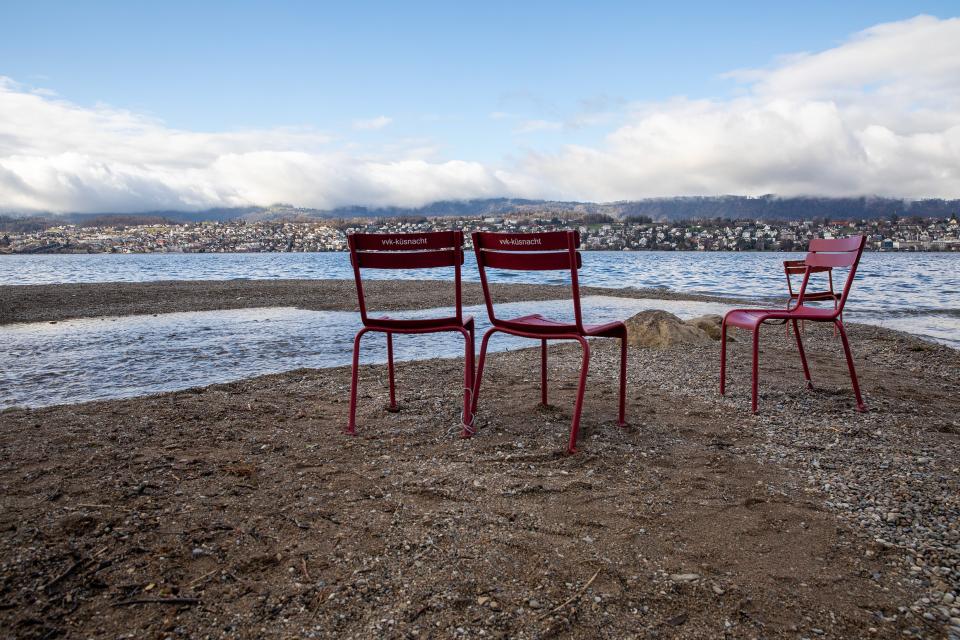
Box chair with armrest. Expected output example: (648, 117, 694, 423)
(721, 236, 867, 413)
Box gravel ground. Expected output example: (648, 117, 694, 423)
(1, 297, 958, 637)
(644, 321, 960, 638)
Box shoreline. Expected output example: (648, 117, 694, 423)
(0, 278, 754, 326)
(3, 279, 956, 356)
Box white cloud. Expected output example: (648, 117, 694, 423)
(2, 15, 960, 213)
(352, 115, 393, 130)
(517, 15, 960, 200)
(0, 81, 508, 212)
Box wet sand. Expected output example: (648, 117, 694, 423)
(1, 281, 959, 638)
(0, 279, 742, 325)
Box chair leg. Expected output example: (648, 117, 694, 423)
(617, 332, 628, 427)
(460, 327, 476, 438)
(540, 339, 548, 406)
(468, 323, 477, 416)
(567, 337, 591, 455)
(346, 328, 369, 435)
(835, 321, 866, 412)
(751, 327, 760, 414)
(792, 319, 814, 389)
(471, 328, 498, 415)
(719, 319, 728, 395)
(385, 332, 399, 412)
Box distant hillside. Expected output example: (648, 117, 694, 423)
(2, 195, 958, 229)
(218, 196, 960, 222)
(0, 208, 258, 232)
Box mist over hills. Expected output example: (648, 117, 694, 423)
(2, 196, 958, 231)
(201, 196, 960, 223)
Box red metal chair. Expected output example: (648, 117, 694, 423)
(470, 230, 628, 454)
(783, 259, 841, 335)
(720, 236, 867, 413)
(347, 231, 475, 437)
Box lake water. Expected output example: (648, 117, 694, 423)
(1, 252, 957, 408)
(1, 296, 731, 409)
(2, 251, 958, 343)
(3, 251, 959, 309)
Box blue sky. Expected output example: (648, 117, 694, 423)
(1, 2, 959, 211)
(2, 0, 955, 160)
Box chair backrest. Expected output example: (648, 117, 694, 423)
(348, 231, 465, 325)
(783, 259, 807, 274)
(796, 235, 866, 314)
(472, 230, 585, 331)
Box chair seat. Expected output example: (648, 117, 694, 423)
(365, 314, 474, 332)
(725, 306, 838, 330)
(497, 313, 625, 337)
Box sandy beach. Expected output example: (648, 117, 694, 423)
(1, 280, 959, 638)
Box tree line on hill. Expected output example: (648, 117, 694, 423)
(1, 195, 957, 231)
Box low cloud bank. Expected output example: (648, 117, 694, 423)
(1, 15, 959, 213)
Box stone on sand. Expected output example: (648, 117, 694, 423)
(624, 310, 712, 348)
(685, 314, 730, 341)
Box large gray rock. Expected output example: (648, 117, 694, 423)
(624, 310, 712, 348)
(685, 314, 728, 341)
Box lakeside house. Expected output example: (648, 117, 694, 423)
(2, 215, 959, 254)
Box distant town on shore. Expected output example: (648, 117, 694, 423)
(2, 211, 958, 254)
